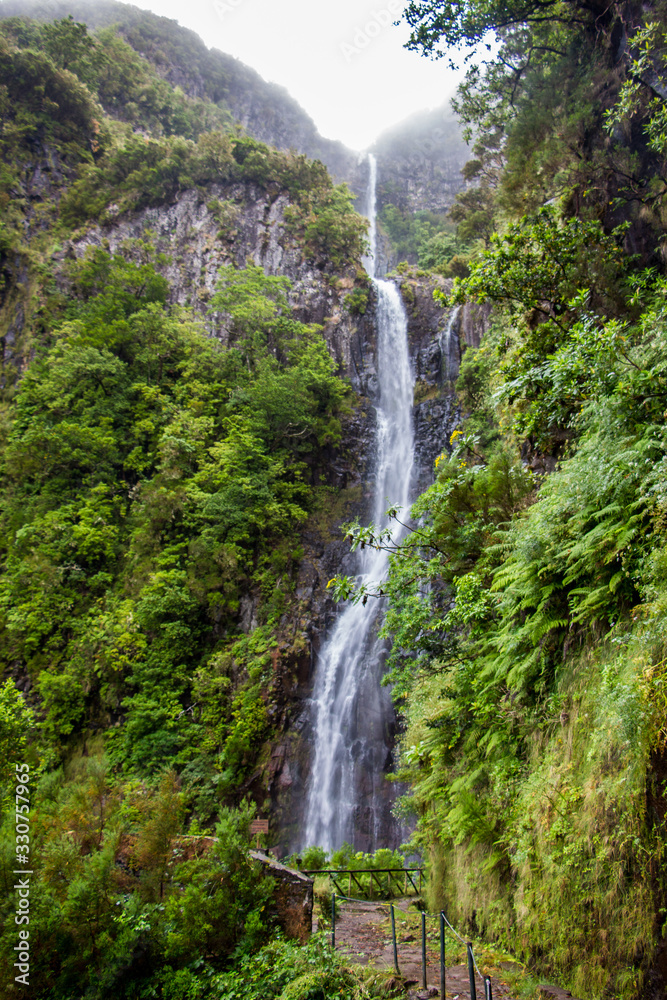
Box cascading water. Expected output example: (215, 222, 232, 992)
(302, 154, 415, 852)
(440, 305, 461, 383)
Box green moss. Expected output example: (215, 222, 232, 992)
(413, 379, 440, 405)
(404, 637, 660, 998)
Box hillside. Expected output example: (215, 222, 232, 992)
(0, 7, 374, 993)
(0, 0, 359, 177)
(352, 0, 667, 997)
(0, 0, 471, 272)
(4, 0, 667, 998)
(0, 6, 465, 996)
(371, 104, 470, 272)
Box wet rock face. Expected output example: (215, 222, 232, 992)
(397, 274, 461, 495)
(267, 274, 466, 855)
(372, 107, 470, 216)
(460, 301, 493, 349)
(71, 183, 322, 318)
(68, 181, 379, 401)
(63, 179, 487, 858)
(368, 107, 472, 274)
(63, 181, 474, 858)
(1, 142, 76, 377)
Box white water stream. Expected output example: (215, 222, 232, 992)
(302, 154, 415, 851)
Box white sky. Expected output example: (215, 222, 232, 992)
(118, 0, 463, 150)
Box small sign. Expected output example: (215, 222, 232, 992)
(249, 819, 269, 848)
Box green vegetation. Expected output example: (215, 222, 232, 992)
(10, 0, 667, 995)
(1, 242, 349, 787)
(379, 204, 471, 275)
(322, 0, 667, 996)
(1, 782, 268, 994)
(0, 9, 375, 996)
(288, 845, 418, 940)
(0, 766, 402, 997)
(0, 14, 366, 273)
(212, 935, 404, 1000)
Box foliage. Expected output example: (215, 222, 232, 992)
(285, 181, 369, 269)
(9, 1, 667, 995)
(0, 14, 231, 143)
(59, 130, 235, 224)
(0, 245, 348, 791)
(605, 23, 667, 185)
(378, 204, 470, 274)
(0, 14, 373, 988)
(212, 933, 403, 999)
(355, 277, 667, 993)
(285, 845, 409, 901)
(401, 0, 604, 64)
(0, 16, 367, 276)
(446, 209, 628, 318)
(321, 0, 667, 988)
(0, 680, 35, 788)
(322, 224, 667, 989)
(344, 285, 370, 315)
(0, 772, 275, 997)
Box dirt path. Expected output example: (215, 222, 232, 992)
(328, 898, 517, 1000)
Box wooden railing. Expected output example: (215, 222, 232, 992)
(301, 867, 423, 898)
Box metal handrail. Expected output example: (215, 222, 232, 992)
(301, 866, 423, 896)
(329, 891, 493, 1000)
(302, 867, 423, 874)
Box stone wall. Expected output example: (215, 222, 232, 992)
(250, 851, 313, 943)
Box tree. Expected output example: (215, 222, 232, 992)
(209, 263, 291, 353)
(40, 16, 101, 83)
(0, 681, 34, 788)
(401, 0, 613, 64)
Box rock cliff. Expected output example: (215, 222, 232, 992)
(0, 0, 477, 854)
(371, 106, 471, 273)
(372, 105, 469, 215)
(60, 175, 466, 852)
(0, 2, 471, 272)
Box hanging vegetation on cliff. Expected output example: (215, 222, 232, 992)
(332, 0, 667, 996)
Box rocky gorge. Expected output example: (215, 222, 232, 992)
(0, 0, 476, 855)
(59, 161, 474, 853)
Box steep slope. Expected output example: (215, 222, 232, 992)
(0, 0, 360, 179)
(372, 104, 469, 216)
(0, 14, 466, 996)
(0, 14, 374, 992)
(347, 0, 667, 997)
(0, 0, 472, 269)
(368, 105, 470, 273)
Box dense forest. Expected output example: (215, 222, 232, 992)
(0, 6, 377, 996)
(374, 0, 667, 996)
(3, 0, 667, 997)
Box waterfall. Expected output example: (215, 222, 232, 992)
(302, 154, 415, 852)
(440, 305, 461, 383)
